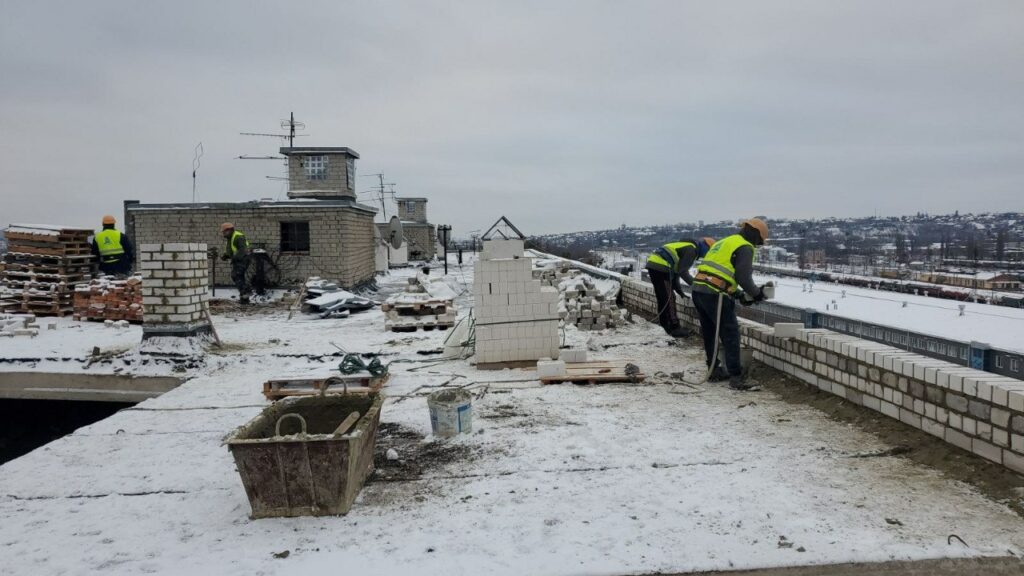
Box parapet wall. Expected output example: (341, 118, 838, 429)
(618, 277, 1024, 474)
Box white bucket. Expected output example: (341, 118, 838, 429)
(427, 389, 472, 437)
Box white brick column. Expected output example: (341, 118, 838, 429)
(140, 243, 211, 338)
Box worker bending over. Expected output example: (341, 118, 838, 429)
(91, 215, 134, 277)
(220, 223, 252, 304)
(645, 238, 714, 338)
(692, 218, 772, 390)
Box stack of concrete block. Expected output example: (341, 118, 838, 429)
(139, 243, 211, 338)
(559, 276, 626, 331)
(0, 313, 39, 338)
(474, 239, 560, 364)
(533, 264, 580, 287)
(73, 275, 144, 323)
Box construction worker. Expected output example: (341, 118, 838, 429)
(91, 215, 134, 277)
(691, 218, 773, 390)
(645, 237, 715, 337)
(220, 223, 251, 304)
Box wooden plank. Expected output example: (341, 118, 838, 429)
(539, 360, 645, 385)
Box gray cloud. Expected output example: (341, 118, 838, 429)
(1, 1, 1022, 236)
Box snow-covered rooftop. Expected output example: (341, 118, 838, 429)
(2, 262, 1024, 574)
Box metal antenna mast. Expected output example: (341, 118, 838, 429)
(192, 142, 204, 204)
(360, 173, 395, 218)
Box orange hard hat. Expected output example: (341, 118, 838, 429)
(220, 222, 234, 233)
(101, 215, 116, 225)
(740, 218, 769, 242)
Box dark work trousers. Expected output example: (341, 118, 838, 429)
(647, 268, 680, 333)
(231, 256, 252, 298)
(98, 257, 132, 277)
(692, 290, 742, 376)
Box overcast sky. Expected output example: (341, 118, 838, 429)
(1, 1, 1022, 236)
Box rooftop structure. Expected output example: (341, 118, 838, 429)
(280, 147, 360, 200)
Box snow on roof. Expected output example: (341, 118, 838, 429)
(757, 272, 1024, 353)
(6, 224, 89, 236)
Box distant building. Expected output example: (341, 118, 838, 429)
(393, 197, 437, 261)
(125, 146, 378, 288)
(913, 270, 1021, 292)
(802, 249, 826, 268)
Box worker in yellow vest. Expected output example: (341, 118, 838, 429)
(91, 215, 134, 277)
(692, 218, 773, 390)
(220, 222, 252, 304)
(645, 237, 714, 337)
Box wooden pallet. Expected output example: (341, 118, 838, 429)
(387, 321, 454, 332)
(540, 360, 646, 385)
(262, 373, 389, 401)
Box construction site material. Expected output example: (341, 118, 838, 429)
(262, 373, 388, 401)
(300, 278, 376, 319)
(1, 224, 95, 316)
(560, 348, 587, 362)
(474, 238, 560, 363)
(226, 393, 383, 518)
(0, 313, 38, 337)
(773, 322, 803, 339)
(383, 277, 455, 332)
(536, 359, 567, 378)
(73, 275, 144, 323)
(427, 388, 472, 437)
(140, 243, 211, 338)
(558, 275, 627, 331)
(539, 360, 647, 385)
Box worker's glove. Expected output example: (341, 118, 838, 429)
(753, 286, 767, 303)
(737, 291, 756, 306)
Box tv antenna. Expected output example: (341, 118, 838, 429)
(361, 173, 395, 218)
(238, 111, 307, 159)
(192, 142, 203, 204)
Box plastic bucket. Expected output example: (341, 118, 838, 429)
(427, 389, 472, 437)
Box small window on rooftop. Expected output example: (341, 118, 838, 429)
(406, 202, 415, 216)
(305, 155, 328, 181)
(280, 221, 310, 253)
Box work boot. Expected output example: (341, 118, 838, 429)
(708, 366, 729, 383)
(668, 325, 690, 338)
(729, 374, 757, 391)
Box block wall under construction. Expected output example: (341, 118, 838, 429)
(124, 199, 377, 288)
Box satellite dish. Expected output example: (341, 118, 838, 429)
(388, 216, 404, 249)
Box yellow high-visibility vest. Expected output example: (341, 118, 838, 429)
(646, 241, 695, 274)
(228, 230, 250, 256)
(694, 234, 753, 293)
(95, 229, 125, 263)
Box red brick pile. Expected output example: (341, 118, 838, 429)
(73, 275, 144, 323)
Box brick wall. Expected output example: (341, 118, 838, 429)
(287, 153, 354, 198)
(619, 277, 1024, 474)
(140, 243, 209, 336)
(404, 224, 436, 260)
(126, 203, 376, 288)
(397, 199, 428, 223)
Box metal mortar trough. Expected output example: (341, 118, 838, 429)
(225, 393, 383, 518)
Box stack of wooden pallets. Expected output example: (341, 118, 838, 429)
(73, 275, 144, 323)
(1, 224, 96, 317)
(382, 294, 456, 332)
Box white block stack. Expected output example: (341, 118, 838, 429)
(140, 243, 211, 337)
(474, 239, 560, 364)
